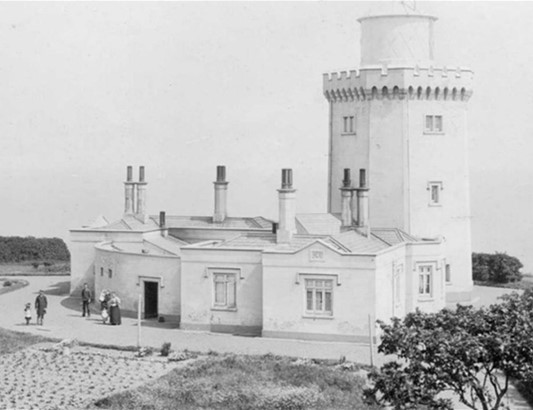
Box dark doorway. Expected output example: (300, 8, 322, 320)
(144, 281, 158, 319)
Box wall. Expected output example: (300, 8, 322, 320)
(94, 245, 181, 323)
(262, 243, 376, 343)
(180, 248, 263, 335)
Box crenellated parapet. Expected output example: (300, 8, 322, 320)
(323, 65, 474, 103)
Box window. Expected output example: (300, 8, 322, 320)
(108, 268, 112, 279)
(305, 278, 333, 316)
(445, 264, 451, 283)
(418, 265, 433, 297)
(424, 115, 443, 133)
(393, 263, 403, 308)
(342, 116, 355, 133)
(213, 272, 236, 309)
(428, 182, 443, 206)
(100, 267, 103, 277)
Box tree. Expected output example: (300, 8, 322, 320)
(472, 252, 523, 283)
(363, 290, 533, 410)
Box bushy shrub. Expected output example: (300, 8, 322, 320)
(3, 281, 11, 287)
(160, 342, 171, 357)
(31, 262, 39, 269)
(472, 252, 523, 283)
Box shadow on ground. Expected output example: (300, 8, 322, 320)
(42, 281, 70, 296)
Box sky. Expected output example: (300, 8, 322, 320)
(1, 1, 533, 271)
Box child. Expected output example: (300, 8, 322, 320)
(101, 307, 109, 324)
(24, 303, 32, 325)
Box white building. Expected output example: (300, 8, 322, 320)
(69, 12, 469, 342)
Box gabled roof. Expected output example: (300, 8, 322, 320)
(333, 230, 391, 253)
(295, 213, 342, 235)
(371, 228, 417, 246)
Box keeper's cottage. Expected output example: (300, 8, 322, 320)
(70, 12, 473, 342)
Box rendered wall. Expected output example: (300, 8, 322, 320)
(94, 247, 181, 322)
(69, 231, 104, 295)
(262, 244, 376, 343)
(180, 248, 263, 334)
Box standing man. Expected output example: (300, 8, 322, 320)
(35, 290, 48, 326)
(81, 283, 92, 317)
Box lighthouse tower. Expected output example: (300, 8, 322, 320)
(323, 14, 474, 302)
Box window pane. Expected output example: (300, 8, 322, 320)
(435, 116, 443, 132)
(349, 116, 354, 132)
(325, 291, 332, 312)
(227, 280, 235, 307)
(419, 274, 425, 294)
(431, 185, 439, 203)
(316, 291, 323, 310)
(215, 281, 225, 304)
(343, 116, 348, 132)
(425, 115, 433, 131)
(306, 290, 313, 311)
(445, 264, 451, 282)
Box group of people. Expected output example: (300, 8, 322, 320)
(81, 283, 122, 325)
(23, 290, 48, 326)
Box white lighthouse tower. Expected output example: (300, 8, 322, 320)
(323, 13, 474, 302)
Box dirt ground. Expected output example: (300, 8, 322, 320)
(0, 342, 189, 410)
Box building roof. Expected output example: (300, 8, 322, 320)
(163, 215, 273, 229)
(295, 213, 342, 235)
(370, 228, 417, 246)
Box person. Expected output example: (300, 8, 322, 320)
(35, 290, 48, 326)
(98, 289, 110, 324)
(81, 283, 92, 317)
(108, 292, 122, 325)
(24, 303, 32, 325)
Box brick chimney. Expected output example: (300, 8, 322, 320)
(213, 165, 228, 223)
(355, 168, 370, 235)
(277, 169, 296, 244)
(340, 168, 353, 227)
(124, 165, 135, 215)
(136, 166, 148, 223)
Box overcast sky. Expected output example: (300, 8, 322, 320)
(1, 1, 532, 271)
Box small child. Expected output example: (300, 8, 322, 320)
(101, 307, 109, 324)
(24, 303, 32, 325)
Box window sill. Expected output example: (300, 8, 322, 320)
(302, 314, 334, 320)
(417, 296, 434, 302)
(211, 307, 237, 312)
(446, 282, 453, 286)
(428, 203, 442, 207)
(423, 131, 445, 135)
(340, 132, 356, 136)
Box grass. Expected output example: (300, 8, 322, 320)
(0, 278, 28, 296)
(0, 261, 70, 276)
(474, 279, 533, 290)
(0, 327, 58, 355)
(93, 353, 378, 410)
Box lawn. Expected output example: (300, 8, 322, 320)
(93, 353, 378, 410)
(0, 327, 57, 355)
(0, 261, 70, 276)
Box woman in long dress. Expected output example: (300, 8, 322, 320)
(108, 292, 121, 325)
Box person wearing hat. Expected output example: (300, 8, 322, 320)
(35, 290, 48, 326)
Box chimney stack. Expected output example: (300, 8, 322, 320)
(213, 165, 229, 223)
(159, 211, 167, 237)
(136, 166, 148, 222)
(277, 168, 297, 243)
(124, 165, 135, 215)
(340, 168, 353, 227)
(355, 168, 370, 235)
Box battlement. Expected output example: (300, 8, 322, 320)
(323, 65, 473, 103)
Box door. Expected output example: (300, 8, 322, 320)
(144, 281, 159, 319)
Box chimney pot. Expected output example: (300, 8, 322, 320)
(216, 165, 226, 182)
(281, 169, 293, 189)
(139, 166, 145, 182)
(159, 211, 166, 228)
(343, 168, 351, 187)
(127, 166, 133, 182)
(359, 168, 367, 188)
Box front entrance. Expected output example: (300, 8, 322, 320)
(144, 281, 159, 319)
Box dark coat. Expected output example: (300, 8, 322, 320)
(81, 288, 92, 302)
(35, 294, 48, 317)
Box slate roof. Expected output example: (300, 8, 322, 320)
(295, 213, 342, 235)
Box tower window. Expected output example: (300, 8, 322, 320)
(108, 268, 113, 279)
(445, 264, 451, 283)
(100, 267, 103, 277)
(424, 115, 443, 133)
(427, 181, 443, 206)
(342, 116, 355, 134)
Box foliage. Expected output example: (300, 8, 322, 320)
(93, 353, 376, 410)
(472, 252, 523, 283)
(3, 281, 11, 287)
(31, 262, 39, 269)
(0, 237, 70, 263)
(364, 290, 533, 410)
(160, 342, 171, 357)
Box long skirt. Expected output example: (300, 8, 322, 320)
(109, 305, 121, 325)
